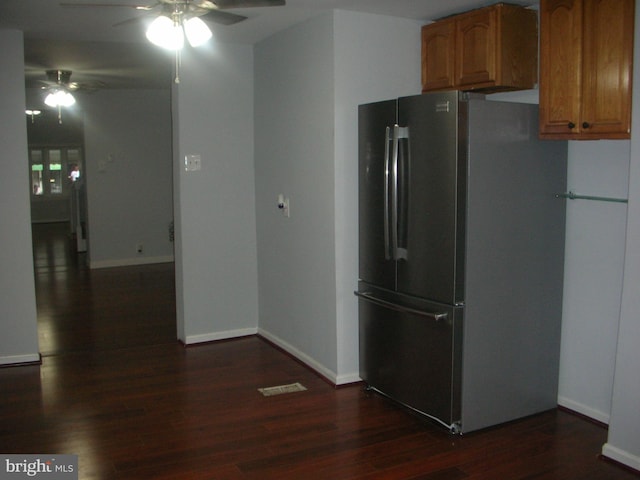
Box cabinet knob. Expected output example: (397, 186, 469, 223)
(582, 122, 591, 129)
(568, 122, 576, 129)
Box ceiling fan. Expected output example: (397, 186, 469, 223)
(60, 0, 286, 82)
(60, 0, 287, 28)
(40, 69, 106, 94)
(38, 69, 103, 123)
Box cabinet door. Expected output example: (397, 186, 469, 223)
(422, 21, 456, 92)
(456, 8, 497, 88)
(539, 0, 583, 137)
(580, 0, 634, 139)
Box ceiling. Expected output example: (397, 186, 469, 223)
(0, 0, 537, 92)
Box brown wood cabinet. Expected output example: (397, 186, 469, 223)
(539, 0, 635, 140)
(421, 3, 537, 93)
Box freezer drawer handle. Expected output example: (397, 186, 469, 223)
(354, 291, 448, 322)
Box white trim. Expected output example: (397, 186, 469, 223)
(184, 327, 258, 345)
(184, 328, 361, 386)
(602, 443, 640, 472)
(90, 256, 174, 269)
(557, 396, 610, 425)
(335, 372, 363, 386)
(0, 353, 41, 366)
(258, 328, 361, 386)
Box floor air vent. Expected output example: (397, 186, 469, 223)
(258, 382, 307, 397)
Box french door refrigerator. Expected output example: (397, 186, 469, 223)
(356, 91, 567, 434)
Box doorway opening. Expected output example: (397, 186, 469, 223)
(26, 96, 177, 357)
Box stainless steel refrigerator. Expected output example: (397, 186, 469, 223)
(356, 91, 567, 434)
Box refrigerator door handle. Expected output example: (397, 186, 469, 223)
(392, 125, 409, 261)
(354, 291, 448, 322)
(384, 126, 392, 260)
(391, 125, 399, 260)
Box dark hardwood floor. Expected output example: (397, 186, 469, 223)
(31, 223, 176, 356)
(0, 222, 637, 479)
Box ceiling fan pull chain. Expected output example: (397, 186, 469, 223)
(174, 49, 181, 84)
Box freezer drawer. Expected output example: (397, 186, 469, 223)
(357, 287, 462, 430)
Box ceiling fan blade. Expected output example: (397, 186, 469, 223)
(201, 9, 247, 25)
(70, 80, 109, 92)
(212, 0, 285, 8)
(59, 2, 157, 10)
(38, 80, 60, 88)
(113, 14, 152, 27)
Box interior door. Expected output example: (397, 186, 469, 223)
(396, 92, 462, 304)
(358, 100, 397, 290)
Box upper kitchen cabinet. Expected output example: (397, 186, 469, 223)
(421, 3, 538, 93)
(539, 0, 635, 140)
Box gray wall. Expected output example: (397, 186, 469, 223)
(0, 30, 39, 365)
(602, 4, 640, 469)
(254, 11, 422, 383)
(83, 89, 174, 268)
(558, 140, 629, 423)
(172, 42, 259, 344)
(254, 12, 339, 379)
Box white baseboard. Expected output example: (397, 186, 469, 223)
(90, 255, 174, 269)
(557, 396, 610, 424)
(335, 372, 363, 386)
(602, 443, 640, 472)
(0, 353, 41, 366)
(258, 328, 338, 384)
(258, 328, 360, 386)
(182, 327, 362, 387)
(184, 327, 258, 345)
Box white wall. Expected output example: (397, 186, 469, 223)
(254, 11, 421, 383)
(173, 42, 259, 344)
(83, 89, 174, 268)
(602, 4, 640, 470)
(0, 30, 40, 365)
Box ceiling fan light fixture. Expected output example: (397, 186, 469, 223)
(184, 16, 212, 47)
(44, 89, 76, 108)
(146, 15, 185, 51)
(26, 109, 42, 124)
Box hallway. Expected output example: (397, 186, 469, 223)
(31, 222, 177, 356)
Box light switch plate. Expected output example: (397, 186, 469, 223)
(184, 154, 201, 171)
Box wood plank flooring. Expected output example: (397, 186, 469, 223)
(31, 222, 176, 356)
(0, 222, 637, 479)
